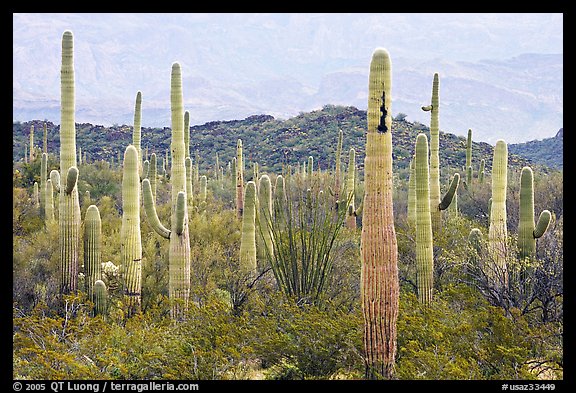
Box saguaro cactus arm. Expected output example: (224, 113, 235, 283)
(439, 173, 460, 210)
(65, 167, 79, 194)
(50, 170, 61, 192)
(175, 191, 186, 236)
(142, 178, 171, 239)
(534, 210, 552, 238)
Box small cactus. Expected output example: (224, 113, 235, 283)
(84, 205, 102, 301)
(93, 279, 108, 316)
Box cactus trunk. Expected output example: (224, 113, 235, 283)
(236, 139, 244, 219)
(361, 48, 399, 380)
(258, 174, 274, 261)
(59, 30, 81, 295)
(240, 181, 257, 275)
(488, 139, 509, 287)
(407, 158, 416, 228)
(415, 133, 434, 304)
(345, 147, 357, 229)
(84, 205, 102, 302)
(133, 91, 143, 177)
(121, 145, 143, 316)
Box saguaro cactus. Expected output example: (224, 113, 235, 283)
(518, 166, 551, 260)
(185, 157, 194, 209)
(121, 145, 143, 316)
(236, 139, 244, 219)
(479, 159, 486, 184)
(142, 63, 190, 317)
(407, 158, 417, 228)
(45, 178, 55, 223)
(84, 205, 102, 301)
(133, 91, 143, 176)
(345, 147, 357, 229)
(43, 122, 48, 154)
(29, 125, 35, 162)
(200, 175, 207, 204)
(488, 139, 509, 286)
(40, 153, 47, 218)
(258, 174, 274, 260)
(415, 133, 434, 304)
(421, 73, 445, 233)
(93, 280, 108, 316)
(361, 48, 399, 379)
(184, 110, 190, 159)
(33, 182, 39, 206)
(59, 30, 81, 295)
(466, 128, 473, 186)
(149, 153, 158, 202)
(240, 181, 257, 275)
(334, 130, 343, 205)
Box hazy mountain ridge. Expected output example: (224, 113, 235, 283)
(13, 13, 562, 144)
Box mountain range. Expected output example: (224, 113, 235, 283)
(13, 13, 563, 144)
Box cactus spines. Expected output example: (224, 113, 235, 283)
(58, 30, 81, 295)
(121, 145, 143, 316)
(361, 48, 399, 379)
(93, 279, 108, 316)
(236, 139, 244, 219)
(240, 181, 257, 275)
(518, 166, 551, 259)
(415, 133, 434, 304)
(133, 91, 143, 176)
(84, 205, 102, 301)
(421, 72, 443, 233)
(345, 147, 357, 229)
(488, 139, 508, 286)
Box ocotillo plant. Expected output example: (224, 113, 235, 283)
(121, 145, 143, 316)
(240, 181, 258, 275)
(142, 62, 191, 318)
(84, 205, 102, 302)
(345, 147, 357, 229)
(361, 48, 399, 380)
(58, 30, 81, 295)
(466, 128, 473, 186)
(236, 139, 244, 219)
(133, 91, 143, 176)
(518, 166, 551, 260)
(488, 139, 509, 287)
(415, 133, 434, 305)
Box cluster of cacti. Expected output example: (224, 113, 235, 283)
(121, 145, 143, 316)
(518, 166, 551, 260)
(488, 139, 509, 286)
(414, 133, 434, 304)
(58, 30, 82, 295)
(361, 48, 399, 380)
(142, 62, 191, 318)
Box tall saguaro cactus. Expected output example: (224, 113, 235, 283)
(84, 205, 102, 302)
(240, 181, 258, 275)
(415, 133, 434, 304)
(518, 166, 551, 260)
(29, 125, 35, 162)
(421, 73, 443, 233)
(149, 153, 158, 202)
(59, 30, 81, 295)
(133, 91, 143, 176)
(488, 139, 509, 287)
(121, 145, 143, 316)
(334, 130, 343, 205)
(407, 158, 417, 228)
(40, 153, 47, 218)
(361, 48, 399, 380)
(236, 139, 244, 219)
(258, 174, 274, 260)
(142, 63, 191, 318)
(345, 147, 357, 229)
(465, 128, 473, 186)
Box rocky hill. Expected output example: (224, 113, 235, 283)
(14, 106, 560, 180)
